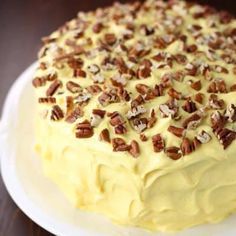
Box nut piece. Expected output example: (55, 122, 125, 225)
(207, 79, 227, 93)
(152, 134, 165, 152)
(76, 120, 93, 138)
(132, 118, 148, 133)
(213, 127, 236, 149)
(210, 111, 227, 128)
(208, 94, 225, 110)
(159, 99, 179, 119)
(168, 88, 182, 100)
(190, 80, 202, 91)
(225, 104, 236, 122)
(66, 81, 82, 93)
(46, 80, 61, 96)
(66, 106, 82, 123)
(140, 133, 148, 142)
(32, 77, 46, 88)
(180, 138, 194, 155)
(168, 125, 185, 138)
(99, 129, 110, 143)
(129, 140, 140, 158)
(182, 99, 197, 113)
(38, 97, 56, 104)
(165, 146, 182, 160)
(196, 130, 212, 144)
(112, 138, 130, 152)
(51, 105, 64, 121)
(182, 113, 202, 129)
(194, 93, 204, 104)
(126, 105, 146, 119)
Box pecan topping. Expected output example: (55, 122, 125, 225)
(148, 109, 157, 128)
(168, 125, 185, 138)
(165, 146, 182, 160)
(152, 134, 165, 152)
(92, 109, 106, 118)
(213, 127, 236, 149)
(38, 97, 56, 104)
(210, 111, 227, 128)
(99, 129, 110, 143)
(46, 80, 61, 96)
(109, 112, 124, 126)
(159, 99, 179, 119)
(190, 80, 201, 91)
(87, 64, 100, 74)
(182, 99, 197, 113)
(140, 133, 148, 142)
(225, 104, 236, 122)
(76, 120, 93, 138)
(93, 23, 103, 33)
(32, 77, 46, 88)
(66, 106, 82, 123)
(182, 113, 202, 129)
(98, 90, 120, 106)
(194, 93, 204, 104)
(51, 105, 64, 121)
(104, 33, 117, 45)
(135, 84, 150, 95)
(180, 138, 195, 155)
(168, 88, 182, 100)
(131, 95, 145, 108)
(174, 54, 188, 65)
(137, 65, 151, 79)
(208, 94, 225, 109)
(207, 79, 227, 93)
(114, 124, 127, 134)
(230, 84, 236, 92)
(112, 138, 130, 152)
(129, 140, 140, 158)
(126, 105, 146, 119)
(196, 130, 212, 144)
(86, 85, 102, 94)
(74, 68, 87, 78)
(132, 118, 148, 133)
(66, 81, 82, 93)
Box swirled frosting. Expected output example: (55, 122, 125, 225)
(33, 0, 236, 232)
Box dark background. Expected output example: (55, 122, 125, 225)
(0, 0, 235, 235)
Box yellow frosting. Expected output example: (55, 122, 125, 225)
(33, 0, 236, 232)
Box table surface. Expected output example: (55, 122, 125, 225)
(0, 0, 235, 235)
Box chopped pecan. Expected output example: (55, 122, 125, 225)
(66, 106, 83, 123)
(165, 146, 182, 160)
(51, 105, 64, 121)
(92, 109, 106, 118)
(115, 124, 127, 134)
(112, 138, 130, 152)
(126, 105, 146, 119)
(76, 120, 93, 138)
(98, 90, 120, 106)
(174, 54, 188, 65)
(168, 88, 182, 100)
(152, 134, 165, 152)
(131, 95, 145, 108)
(66, 96, 74, 115)
(99, 129, 110, 143)
(182, 99, 197, 113)
(207, 79, 227, 93)
(66, 81, 82, 93)
(140, 133, 148, 142)
(46, 80, 61, 96)
(190, 80, 202, 91)
(180, 138, 195, 155)
(230, 84, 236, 92)
(109, 112, 124, 126)
(182, 113, 202, 129)
(86, 85, 102, 94)
(38, 97, 56, 104)
(186, 44, 198, 53)
(135, 84, 150, 95)
(93, 22, 103, 33)
(159, 99, 179, 119)
(148, 110, 157, 128)
(185, 63, 198, 76)
(208, 94, 225, 109)
(132, 117, 148, 133)
(87, 64, 100, 74)
(118, 87, 131, 101)
(210, 111, 227, 128)
(32, 77, 46, 88)
(168, 125, 185, 138)
(129, 140, 140, 158)
(213, 127, 236, 149)
(104, 33, 117, 45)
(73, 68, 87, 78)
(196, 130, 212, 144)
(194, 93, 204, 104)
(137, 65, 151, 79)
(39, 62, 47, 70)
(213, 65, 229, 74)
(225, 104, 236, 122)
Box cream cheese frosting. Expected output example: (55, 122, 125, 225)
(33, 0, 236, 232)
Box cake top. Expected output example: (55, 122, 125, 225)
(33, 0, 236, 160)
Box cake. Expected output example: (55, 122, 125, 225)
(32, 0, 236, 232)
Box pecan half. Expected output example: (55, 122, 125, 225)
(182, 113, 202, 129)
(168, 88, 182, 100)
(109, 112, 124, 126)
(194, 93, 204, 104)
(131, 95, 145, 108)
(104, 33, 117, 45)
(32, 77, 46, 88)
(51, 105, 64, 121)
(46, 80, 61, 96)
(213, 127, 236, 149)
(38, 97, 56, 104)
(152, 134, 165, 152)
(112, 138, 130, 152)
(196, 130, 212, 144)
(98, 90, 120, 106)
(210, 111, 227, 128)
(66, 106, 83, 123)
(207, 79, 227, 93)
(182, 99, 197, 113)
(66, 81, 82, 93)
(76, 120, 93, 138)
(132, 117, 148, 133)
(208, 94, 225, 109)
(92, 109, 106, 118)
(190, 80, 202, 91)
(140, 133, 148, 142)
(168, 125, 185, 138)
(180, 137, 195, 155)
(73, 68, 87, 78)
(165, 146, 182, 160)
(99, 128, 110, 143)
(129, 140, 140, 158)
(225, 104, 236, 122)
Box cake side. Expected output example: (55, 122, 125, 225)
(33, 0, 236, 232)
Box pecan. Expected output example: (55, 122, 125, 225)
(208, 94, 225, 109)
(51, 105, 64, 121)
(86, 85, 102, 94)
(182, 99, 197, 113)
(38, 97, 56, 104)
(137, 66, 151, 79)
(129, 140, 140, 158)
(194, 93, 204, 104)
(159, 100, 179, 119)
(32, 77, 46, 88)
(140, 133, 148, 142)
(66, 81, 82, 93)
(196, 130, 212, 144)
(225, 104, 236, 122)
(132, 117, 148, 133)
(46, 80, 61, 96)
(213, 127, 236, 149)
(99, 129, 110, 143)
(66, 96, 74, 115)
(109, 112, 124, 126)
(39, 62, 47, 70)
(46, 72, 57, 81)
(214, 65, 229, 74)
(210, 111, 227, 128)
(135, 84, 150, 95)
(126, 105, 146, 119)
(104, 33, 117, 45)
(93, 22, 103, 33)
(98, 90, 120, 106)
(131, 95, 145, 108)
(92, 109, 106, 118)
(76, 120, 93, 138)
(160, 73, 173, 88)
(207, 79, 227, 93)
(165, 146, 182, 160)
(185, 63, 198, 76)
(152, 134, 165, 152)
(168, 88, 182, 100)
(112, 138, 130, 152)
(73, 68, 87, 78)
(230, 84, 236, 92)
(115, 124, 127, 134)
(68, 57, 84, 69)
(182, 113, 202, 129)
(190, 80, 201, 91)
(180, 138, 195, 155)
(186, 44, 198, 53)
(174, 54, 188, 65)
(118, 87, 131, 101)
(90, 113, 103, 127)
(152, 84, 165, 97)
(168, 125, 185, 138)
(65, 106, 82, 123)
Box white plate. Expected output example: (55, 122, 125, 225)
(1, 63, 236, 236)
